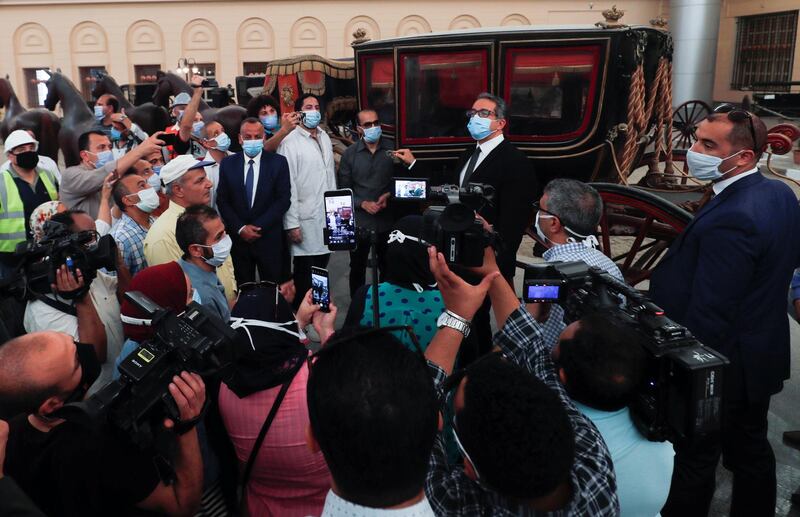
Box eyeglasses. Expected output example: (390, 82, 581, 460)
(307, 325, 426, 370)
(713, 104, 758, 151)
(532, 201, 559, 219)
(465, 109, 496, 119)
(359, 120, 381, 129)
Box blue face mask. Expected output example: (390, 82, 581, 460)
(302, 110, 322, 129)
(191, 288, 202, 304)
(260, 114, 279, 132)
(92, 150, 114, 169)
(242, 139, 264, 158)
(213, 132, 231, 152)
(192, 121, 205, 137)
(110, 127, 122, 141)
(152, 165, 162, 175)
(467, 115, 495, 141)
(93, 105, 105, 121)
(686, 149, 744, 181)
(363, 126, 382, 144)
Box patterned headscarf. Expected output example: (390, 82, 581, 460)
(29, 201, 66, 242)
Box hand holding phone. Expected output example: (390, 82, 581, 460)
(311, 267, 330, 312)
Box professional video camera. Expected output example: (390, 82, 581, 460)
(421, 183, 497, 267)
(56, 291, 237, 449)
(523, 261, 728, 443)
(0, 220, 117, 300)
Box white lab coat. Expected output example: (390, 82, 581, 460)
(278, 126, 337, 256)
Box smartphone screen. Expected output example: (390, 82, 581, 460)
(323, 189, 357, 251)
(394, 178, 427, 200)
(160, 133, 177, 146)
(311, 267, 330, 312)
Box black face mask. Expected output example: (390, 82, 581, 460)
(15, 150, 38, 170)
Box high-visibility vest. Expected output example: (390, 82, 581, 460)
(0, 168, 58, 252)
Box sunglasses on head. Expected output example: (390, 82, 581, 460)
(713, 104, 758, 151)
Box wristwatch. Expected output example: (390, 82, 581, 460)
(437, 310, 471, 338)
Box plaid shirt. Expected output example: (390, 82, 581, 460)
(111, 213, 153, 276)
(425, 305, 619, 516)
(540, 243, 623, 350)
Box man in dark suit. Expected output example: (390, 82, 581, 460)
(650, 109, 800, 517)
(217, 117, 291, 285)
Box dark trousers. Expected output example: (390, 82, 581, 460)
(293, 254, 330, 309)
(662, 354, 776, 517)
(230, 239, 279, 285)
(348, 230, 389, 297)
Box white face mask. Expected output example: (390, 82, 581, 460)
(534, 211, 599, 249)
(130, 187, 160, 213)
(196, 234, 232, 267)
(686, 149, 744, 181)
(534, 211, 555, 244)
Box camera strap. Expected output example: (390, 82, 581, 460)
(35, 293, 77, 316)
(240, 361, 302, 497)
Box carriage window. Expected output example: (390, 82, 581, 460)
(503, 46, 601, 142)
(400, 49, 489, 144)
(360, 54, 395, 127)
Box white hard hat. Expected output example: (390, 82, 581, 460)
(4, 130, 39, 153)
(159, 154, 214, 186)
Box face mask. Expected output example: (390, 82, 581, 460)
(686, 149, 744, 181)
(192, 121, 205, 137)
(534, 211, 555, 244)
(15, 150, 38, 170)
(467, 115, 495, 141)
(147, 172, 162, 191)
(303, 110, 322, 129)
(363, 126, 382, 144)
(242, 139, 264, 158)
(91, 150, 114, 169)
(110, 127, 122, 141)
(214, 132, 231, 152)
(131, 186, 160, 213)
(152, 165, 162, 175)
(197, 234, 232, 267)
(175, 109, 185, 123)
(191, 288, 202, 304)
(59, 342, 101, 408)
(260, 114, 279, 131)
(94, 105, 105, 121)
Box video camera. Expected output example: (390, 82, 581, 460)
(421, 183, 497, 267)
(56, 291, 237, 449)
(0, 220, 117, 300)
(523, 261, 728, 443)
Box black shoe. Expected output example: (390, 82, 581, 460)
(784, 430, 800, 450)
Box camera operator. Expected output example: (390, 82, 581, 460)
(423, 246, 618, 515)
(532, 179, 622, 347)
(0, 331, 205, 516)
(553, 312, 675, 516)
(23, 209, 128, 390)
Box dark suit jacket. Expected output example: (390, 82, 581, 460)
(216, 151, 291, 281)
(445, 138, 540, 279)
(649, 173, 800, 400)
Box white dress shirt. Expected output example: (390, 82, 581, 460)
(712, 166, 759, 195)
(277, 126, 337, 256)
(321, 490, 436, 517)
(458, 133, 505, 186)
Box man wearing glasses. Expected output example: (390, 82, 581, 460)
(650, 107, 800, 516)
(338, 109, 416, 297)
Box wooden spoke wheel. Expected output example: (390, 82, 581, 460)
(591, 183, 692, 287)
(672, 100, 711, 149)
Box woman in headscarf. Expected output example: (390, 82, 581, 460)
(29, 200, 66, 243)
(218, 285, 335, 516)
(344, 215, 445, 350)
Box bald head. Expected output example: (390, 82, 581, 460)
(0, 332, 80, 418)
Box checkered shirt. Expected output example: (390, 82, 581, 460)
(111, 213, 153, 276)
(425, 305, 619, 516)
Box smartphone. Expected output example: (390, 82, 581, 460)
(394, 178, 428, 200)
(323, 189, 357, 251)
(160, 132, 177, 146)
(311, 266, 330, 312)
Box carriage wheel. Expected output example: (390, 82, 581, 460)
(672, 100, 711, 149)
(592, 183, 691, 287)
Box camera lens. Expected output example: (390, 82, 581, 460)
(439, 203, 475, 232)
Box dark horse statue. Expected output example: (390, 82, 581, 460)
(43, 71, 96, 167)
(0, 76, 61, 161)
(152, 73, 246, 151)
(91, 73, 168, 137)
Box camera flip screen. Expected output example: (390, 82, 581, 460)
(324, 190, 357, 251)
(394, 178, 427, 200)
(525, 284, 561, 302)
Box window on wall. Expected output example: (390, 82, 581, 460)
(359, 53, 395, 127)
(23, 68, 49, 108)
(196, 63, 217, 80)
(78, 66, 107, 100)
(732, 10, 798, 91)
(134, 64, 160, 83)
(243, 62, 268, 76)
